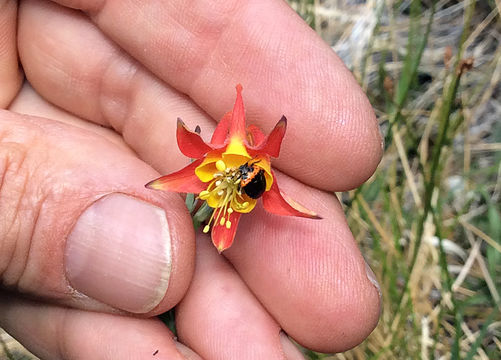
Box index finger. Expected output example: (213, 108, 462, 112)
(48, 0, 382, 191)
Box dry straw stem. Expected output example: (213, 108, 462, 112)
(0, 330, 32, 360)
(463, 226, 501, 308)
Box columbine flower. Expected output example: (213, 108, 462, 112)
(146, 84, 319, 252)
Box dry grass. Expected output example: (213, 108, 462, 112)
(289, 0, 501, 358)
(2, 0, 501, 359)
(0, 330, 34, 360)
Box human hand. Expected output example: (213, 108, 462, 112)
(0, 1, 383, 359)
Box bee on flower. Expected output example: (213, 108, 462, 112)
(146, 84, 319, 252)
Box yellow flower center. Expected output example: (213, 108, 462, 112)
(198, 160, 256, 233)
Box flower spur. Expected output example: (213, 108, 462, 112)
(146, 84, 319, 252)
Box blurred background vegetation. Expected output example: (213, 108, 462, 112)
(287, 0, 500, 358)
(2, 0, 500, 359)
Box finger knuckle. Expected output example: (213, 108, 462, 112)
(0, 141, 38, 287)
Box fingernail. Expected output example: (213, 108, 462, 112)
(65, 193, 171, 313)
(279, 331, 305, 360)
(175, 342, 203, 360)
(365, 260, 382, 302)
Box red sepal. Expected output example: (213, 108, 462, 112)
(145, 159, 206, 194)
(256, 116, 287, 157)
(228, 84, 246, 140)
(177, 118, 213, 158)
(211, 111, 232, 146)
(262, 173, 321, 219)
(211, 211, 242, 252)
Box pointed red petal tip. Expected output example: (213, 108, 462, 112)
(229, 84, 246, 139)
(176, 118, 213, 158)
(211, 211, 241, 252)
(262, 174, 321, 219)
(258, 115, 287, 157)
(145, 159, 207, 194)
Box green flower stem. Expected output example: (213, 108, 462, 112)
(192, 202, 214, 231)
(185, 193, 198, 213)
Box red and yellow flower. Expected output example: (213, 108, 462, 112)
(146, 84, 319, 252)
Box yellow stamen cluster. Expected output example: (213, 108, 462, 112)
(199, 160, 251, 233)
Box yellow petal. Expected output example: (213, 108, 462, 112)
(221, 153, 251, 169)
(195, 150, 224, 182)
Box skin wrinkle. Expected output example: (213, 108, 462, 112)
(51, 0, 106, 15)
(97, 50, 140, 132)
(0, 147, 20, 279)
(18, 12, 70, 98)
(0, 119, 66, 292)
(55, 307, 72, 360)
(15, 189, 46, 293)
(8, 84, 129, 152)
(119, 79, 178, 159)
(0, 142, 33, 288)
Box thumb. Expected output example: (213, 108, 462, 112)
(0, 110, 194, 314)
